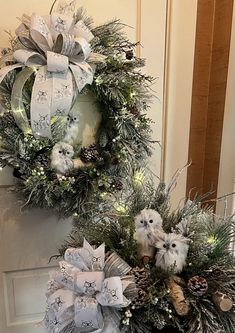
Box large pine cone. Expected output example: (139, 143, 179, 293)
(130, 266, 150, 309)
(80, 144, 100, 163)
(187, 275, 208, 296)
(131, 266, 150, 288)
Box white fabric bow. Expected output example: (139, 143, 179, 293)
(0, 0, 103, 138)
(43, 239, 136, 333)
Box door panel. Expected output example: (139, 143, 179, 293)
(3, 267, 53, 326)
(0, 190, 72, 333)
(0, 1, 167, 332)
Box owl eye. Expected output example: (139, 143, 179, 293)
(66, 151, 70, 155)
(172, 243, 176, 248)
(59, 150, 62, 154)
(67, 117, 70, 121)
(140, 220, 144, 224)
(163, 244, 166, 248)
(149, 219, 153, 223)
(73, 117, 77, 121)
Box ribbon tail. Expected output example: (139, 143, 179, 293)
(101, 307, 121, 333)
(51, 70, 73, 117)
(10, 67, 33, 134)
(0, 64, 23, 90)
(104, 252, 132, 278)
(70, 63, 93, 92)
(31, 67, 74, 138)
(31, 67, 52, 138)
(88, 52, 107, 64)
(74, 295, 104, 331)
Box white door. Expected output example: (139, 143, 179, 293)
(0, 1, 167, 332)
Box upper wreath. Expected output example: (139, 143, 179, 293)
(0, 0, 154, 217)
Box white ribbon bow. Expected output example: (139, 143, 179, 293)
(0, 0, 102, 138)
(43, 239, 136, 333)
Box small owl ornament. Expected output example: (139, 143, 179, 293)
(134, 208, 163, 264)
(63, 113, 80, 145)
(150, 231, 190, 273)
(51, 142, 74, 177)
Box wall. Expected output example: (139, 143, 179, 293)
(217, 5, 235, 216)
(163, 0, 198, 208)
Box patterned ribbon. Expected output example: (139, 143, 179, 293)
(43, 239, 136, 333)
(0, 0, 104, 138)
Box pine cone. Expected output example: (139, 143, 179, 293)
(35, 154, 49, 168)
(129, 105, 140, 117)
(130, 266, 150, 309)
(126, 49, 134, 60)
(131, 288, 147, 309)
(187, 276, 208, 296)
(80, 145, 100, 163)
(111, 179, 123, 191)
(130, 267, 150, 288)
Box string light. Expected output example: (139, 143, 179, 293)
(133, 169, 145, 186)
(207, 235, 217, 244)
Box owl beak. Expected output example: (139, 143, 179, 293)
(143, 221, 148, 227)
(165, 242, 170, 250)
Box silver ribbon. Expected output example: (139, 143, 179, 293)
(0, 0, 103, 138)
(43, 239, 136, 333)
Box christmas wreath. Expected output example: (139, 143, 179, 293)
(55, 177, 235, 333)
(0, 0, 154, 216)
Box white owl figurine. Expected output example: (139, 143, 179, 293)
(51, 142, 74, 176)
(64, 113, 80, 145)
(151, 231, 190, 273)
(134, 209, 163, 263)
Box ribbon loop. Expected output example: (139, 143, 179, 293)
(96, 277, 125, 307)
(10, 67, 34, 134)
(76, 271, 104, 295)
(73, 20, 94, 42)
(14, 49, 46, 66)
(30, 13, 53, 52)
(54, 33, 76, 56)
(47, 51, 69, 73)
(50, 13, 74, 40)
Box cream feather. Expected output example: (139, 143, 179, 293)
(134, 209, 163, 259)
(51, 142, 74, 176)
(151, 231, 190, 273)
